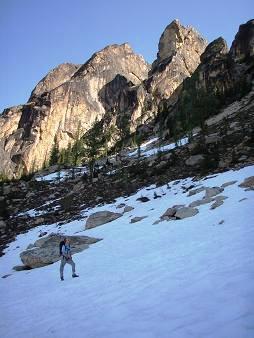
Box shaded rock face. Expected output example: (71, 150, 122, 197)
(0, 44, 149, 177)
(160, 19, 254, 135)
(192, 20, 254, 95)
(19, 234, 101, 269)
(230, 19, 254, 62)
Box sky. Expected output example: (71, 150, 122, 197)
(0, 0, 253, 112)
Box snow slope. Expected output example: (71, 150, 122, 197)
(1, 166, 254, 338)
(128, 136, 189, 158)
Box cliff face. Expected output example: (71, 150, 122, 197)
(29, 63, 81, 99)
(0, 20, 207, 178)
(159, 20, 254, 136)
(96, 20, 207, 137)
(0, 44, 149, 177)
(148, 19, 207, 99)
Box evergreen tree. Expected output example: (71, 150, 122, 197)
(49, 141, 59, 166)
(82, 119, 107, 180)
(72, 122, 83, 166)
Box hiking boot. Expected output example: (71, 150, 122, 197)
(72, 274, 79, 278)
(61, 277, 64, 281)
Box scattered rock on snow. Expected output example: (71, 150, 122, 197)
(188, 197, 213, 208)
(205, 187, 224, 198)
(116, 203, 126, 209)
(239, 198, 247, 202)
(239, 176, 254, 189)
(213, 195, 228, 202)
(221, 180, 237, 188)
(218, 220, 225, 225)
(130, 216, 147, 223)
(136, 196, 150, 203)
(210, 196, 228, 210)
(39, 231, 48, 238)
(153, 220, 162, 225)
(188, 186, 206, 197)
(86, 211, 122, 229)
(160, 207, 177, 220)
(123, 205, 134, 213)
(19, 234, 101, 269)
(175, 207, 199, 219)
(13, 265, 32, 271)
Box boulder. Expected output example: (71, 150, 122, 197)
(175, 207, 199, 219)
(221, 180, 237, 188)
(210, 200, 223, 210)
(205, 134, 221, 144)
(239, 176, 254, 189)
(185, 155, 205, 166)
(210, 195, 228, 209)
(123, 205, 134, 213)
(161, 207, 177, 219)
(85, 211, 122, 229)
(136, 196, 150, 203)
(116, 203, 126, 209)
(130, 216, 147, 223)
(19, 234, 101, 269)
(189, 197, 213, 208)
(188, 186, 206, 196)
(33, 217, 45, 225)
(153, 220, 162, 225)
(205, 187, 224, 198)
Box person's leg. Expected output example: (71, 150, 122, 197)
(60, 257, 66, 279)
(67, 258, 76, 275)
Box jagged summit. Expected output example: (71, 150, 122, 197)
(73, 42, 149, 85)
(200, 37, 228, 63)
(230, 19, 254, 61)
(0, 19, 252, 179)
(145, 19, 207, 102)
(30, 63, 80, 99)
(0, 41, 150, 177)
(151, 19, 207, 72)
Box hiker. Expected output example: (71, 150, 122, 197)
(60, 238, 79, 281)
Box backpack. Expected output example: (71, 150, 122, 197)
(59, 240, 65, 256)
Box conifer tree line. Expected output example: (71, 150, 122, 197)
(161, 71, 252, 142)
(47, 119, 117, 174)
(47, 114, 147, 174)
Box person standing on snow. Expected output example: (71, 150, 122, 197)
(60, 238, 79, 281)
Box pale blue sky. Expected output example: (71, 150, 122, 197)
(0, 0, 253, 112)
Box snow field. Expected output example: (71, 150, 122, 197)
(1, 165, 254, 338)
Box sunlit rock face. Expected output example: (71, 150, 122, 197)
(0, 43, 149, 177)
(148, 19, 207, 99)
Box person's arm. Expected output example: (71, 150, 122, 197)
(62, 245, 68, 258)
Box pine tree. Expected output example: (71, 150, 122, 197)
(49, 141, 59, 166)
(82, 119, 107, 180)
